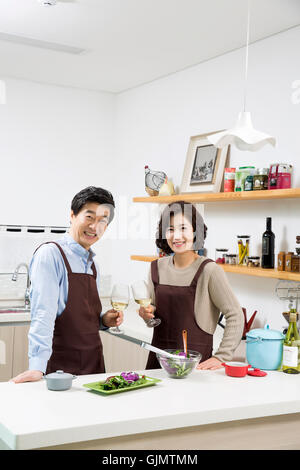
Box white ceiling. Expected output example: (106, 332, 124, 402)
(0, 0, 299, 94)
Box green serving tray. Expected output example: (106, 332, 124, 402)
(83, 375, 162, 395)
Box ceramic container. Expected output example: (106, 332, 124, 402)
(246, 324, 284, 370)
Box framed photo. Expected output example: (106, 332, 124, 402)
(180, 131, 230, 193)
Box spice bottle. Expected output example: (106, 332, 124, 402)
(244, 174, 253, 191)
(277, 252, 286, 271)
(215, 248, 229, 264)
(253, 168, 269, 191)
(224, 168, 236, 192)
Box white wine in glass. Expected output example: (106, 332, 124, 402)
(132, 281, 161, 328)
(110, 283, 129, 334)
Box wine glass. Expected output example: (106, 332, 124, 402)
(131, 280, 161, 328)
(110, 283, 129, 334)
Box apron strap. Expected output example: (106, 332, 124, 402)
(34, 241, 72, 275)
(91, 262, 97, 279)
(151, 259, 159, 286)
(151, 257, 214, 288)
(190, 258, 214, 287)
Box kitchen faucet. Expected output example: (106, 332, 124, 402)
(11, 263, 30, 309)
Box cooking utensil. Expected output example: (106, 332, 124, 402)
(111, 332, 186, 360)
(242, 307, 258, 338)
(246, 324, 284, 370)
(275, 280, 300, 313)
(44, 370, 77, 391)
(182, 330, 187, 355)
(222, 362, 251, 377)
(222, 362, 267, 377)
(83, 375, 161, 395)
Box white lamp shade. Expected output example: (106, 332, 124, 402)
(207, 112, 276, 151)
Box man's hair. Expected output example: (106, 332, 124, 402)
(71, 186, 115, 223)
(156, 200, 207, 255)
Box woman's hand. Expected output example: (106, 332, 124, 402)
(10, 370, 43, 383)
(138, 305, 155, 322)
(197, 357, 223, 370)
(102, 309, 124, 328)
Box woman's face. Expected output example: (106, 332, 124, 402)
(165, 213, 194, 254)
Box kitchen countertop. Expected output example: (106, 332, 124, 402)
(1, 368, 300, 450)
(0, 297, 154, 340)
(0, 297, 224, 351)
(0, 312, 31, 326)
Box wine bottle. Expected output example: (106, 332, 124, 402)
(261, 217, 275, 268)
(282, 310, 300, 374)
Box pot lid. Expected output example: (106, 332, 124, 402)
(247, 368, 267, 377)
(44, 370, 73, 380)
(246, 324, 284, 340)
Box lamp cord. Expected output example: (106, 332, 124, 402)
(243, 0, 250, 112)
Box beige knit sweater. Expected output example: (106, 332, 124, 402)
(147, 256, 244, 362)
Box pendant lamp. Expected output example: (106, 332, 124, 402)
(207, 0, 276, 151)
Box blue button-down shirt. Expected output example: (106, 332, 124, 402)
(28, 234, 107, 373)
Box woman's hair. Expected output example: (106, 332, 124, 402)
(71, 186, 115, 223)
(156, 201, 207, 255)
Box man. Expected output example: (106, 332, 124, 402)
(12, 186, 122, 383)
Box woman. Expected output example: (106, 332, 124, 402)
(138, 201, 244, 370)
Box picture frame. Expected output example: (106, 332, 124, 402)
(180, 131, 230, 193)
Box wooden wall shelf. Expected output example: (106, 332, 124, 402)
(133, 188, 300, 204)
(130, 255, 300, 282)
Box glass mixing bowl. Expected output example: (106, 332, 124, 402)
(156, 349, 202, 379)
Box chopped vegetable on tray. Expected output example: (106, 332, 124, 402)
(100, 372, 147, 390)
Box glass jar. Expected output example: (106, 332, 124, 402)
(253, 168, 269, 191)
(244, 174, 253, 191)
(237, 235, 250, 265)
(247, 256, 260, 267)
(215, 248, 229, 264)
(225, 254, 237, 265)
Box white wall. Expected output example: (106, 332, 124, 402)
(112, 25, 300, 333)
(1, 26, 300, 334)
(0, 78, 115, 276)
(0, 78, 115, 227)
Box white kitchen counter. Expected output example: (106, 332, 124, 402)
(0, 312, 31, 326)
(1, 368, 300, 450)
(0, 298, 153, 340)
(0, 298, 223, 349)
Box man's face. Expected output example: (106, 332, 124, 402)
(69, 202, 111, 250)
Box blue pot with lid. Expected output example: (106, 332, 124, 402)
(246, 324, 284, 370)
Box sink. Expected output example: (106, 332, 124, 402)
(0, 307, 30, 314)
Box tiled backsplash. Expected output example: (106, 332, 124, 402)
(0, 225, 113, 297)
(0, 226, 68, 273)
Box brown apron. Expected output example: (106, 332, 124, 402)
(146, 258, 214, 369)
(34, 242, 105, 375)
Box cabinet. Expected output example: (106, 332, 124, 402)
(100, 331, 148, 373)
(0, 325, 30, 382)
(131, 188, 300, 281)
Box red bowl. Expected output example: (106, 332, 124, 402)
(222, 361, 251, 377)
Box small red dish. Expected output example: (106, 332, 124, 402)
(222, 362, 267, 377)
(222, 361, 251, 377)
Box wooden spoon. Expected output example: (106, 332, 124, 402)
(182, 329, 187, 356)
